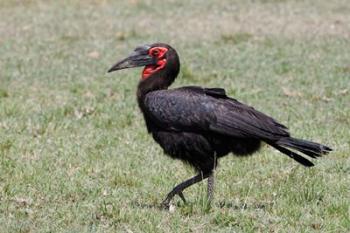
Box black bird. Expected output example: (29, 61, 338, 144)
(108, 43, 332, 208)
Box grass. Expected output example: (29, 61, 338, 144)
(0, 0, 349, 232)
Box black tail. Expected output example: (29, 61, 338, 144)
(269, 137, 332, 167)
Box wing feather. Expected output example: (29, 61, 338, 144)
(143, 86, 289, 140)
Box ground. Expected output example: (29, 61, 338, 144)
(0, 0, 349, 232)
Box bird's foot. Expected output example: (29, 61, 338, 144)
(160, 191, 187, 210)
(160, 199, 171, 210)
(160, 200, 176, 212)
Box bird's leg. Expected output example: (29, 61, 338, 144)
(178, 192, 187, 203)
(207, 153, 217, 204)
(207, 171, 215, 204)
(161, 172, 211, 209)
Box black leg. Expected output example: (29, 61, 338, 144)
(207, 153, 217, 204)
(161, 172, 212, 209)
(207, 172, 214, 203)
(178, 191, 187, 203)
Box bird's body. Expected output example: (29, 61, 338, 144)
(141, 86, 270, 172)
(108, 43, 332, 208)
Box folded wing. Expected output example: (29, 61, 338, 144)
(143, 86, 289, 141)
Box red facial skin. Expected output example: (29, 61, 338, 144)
(142, 47, 168, 80)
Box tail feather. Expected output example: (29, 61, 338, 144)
(277, 137, 332, 157)
(269, 137, 332, 167)
(269, 144, 315, 167)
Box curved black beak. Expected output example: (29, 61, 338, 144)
(108, 48, 156, 73)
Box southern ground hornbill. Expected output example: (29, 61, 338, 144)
(108, 43, 332, 208)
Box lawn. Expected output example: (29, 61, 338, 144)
(0, 0, 349, 232)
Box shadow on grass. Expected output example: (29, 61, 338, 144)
(130, 199, 273, 211)
(130, 200, 162, 210)
(217, 200, 273, 210)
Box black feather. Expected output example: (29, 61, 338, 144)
(269, 144, 315, 167)
(277, 137, 332, 158)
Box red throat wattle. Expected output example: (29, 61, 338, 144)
(142, 47, 168, 80)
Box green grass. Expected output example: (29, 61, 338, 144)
(0, 0, 349, 232)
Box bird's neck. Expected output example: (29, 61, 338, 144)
(137, 71, 175, 100)
(137, 57, 180, 109)
(135, 74, 171, 132)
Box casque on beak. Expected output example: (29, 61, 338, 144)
(108, 47, 156, 73)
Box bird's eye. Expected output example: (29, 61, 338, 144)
(152, 50, 159, 57)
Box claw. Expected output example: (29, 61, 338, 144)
(160, 199, 170, 210)
(178, 192, 187, 203)
(160, 191, 186, 210)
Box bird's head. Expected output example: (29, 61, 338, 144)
(108, 43, 180, 83)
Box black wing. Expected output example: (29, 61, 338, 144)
(143, 86, 289, 140)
